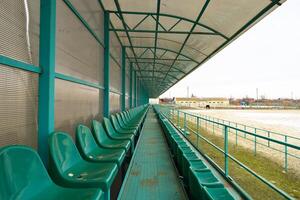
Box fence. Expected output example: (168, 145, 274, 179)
(159, 106, 300, 199)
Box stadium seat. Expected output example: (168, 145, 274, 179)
(203, 185, 235, 200)
(103, 118, 135, 153)
(92, 120, 131, 153)
(0, 145, 103, 200)
(76, 124, 126, 169)
(49, 132, 118, 199)
(110, 115, 137, 136)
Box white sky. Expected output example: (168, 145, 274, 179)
(160, 0, 300, 100)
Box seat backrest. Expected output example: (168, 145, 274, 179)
(49, 132, 82, 173)
(103, 117, 118, 136)
(116, 113, 125, 127)
(76, 124, 99, 155)
(111, 115, 121, 130)
(0, 146, 51, 199)
(120, 112, 128, 122)
(92, 120, 111, 145)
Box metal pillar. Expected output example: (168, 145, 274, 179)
(129, 63, 133, 108)
(121, 46, 126, 111)
(134, 71, 137, 107)
(38, 0, 56, 166)
(103, 11, 110, 117)
(224, 126, 229, 177)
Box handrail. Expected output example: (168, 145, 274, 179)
(189, 110, 300, 141)
(178, 110, 300, 150)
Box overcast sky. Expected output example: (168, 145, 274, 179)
(160, 0, 300, 100)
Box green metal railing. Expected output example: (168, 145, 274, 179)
(159, 106, 300, 200)
(174, 109, 300, 172)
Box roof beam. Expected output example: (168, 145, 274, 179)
(113, 0, 142, 75)
(123, 45, 200, 64)
(159, 0, 210, 87)
(127, 57, 190, 62)
(129, 61, 186, 74)
(107, 10, 228, 40)
(153, 0, 161, 88)
(110, 29, 220, 35)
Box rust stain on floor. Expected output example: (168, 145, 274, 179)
(140, 177, 158, 187)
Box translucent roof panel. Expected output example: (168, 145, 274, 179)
(101, 0, 286, 97)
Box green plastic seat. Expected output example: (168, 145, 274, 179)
(189, 168, 223, 200)
(203, 185, 235, 200)
(103, 117, 134, 153)
(92, 120, 131, 153)
(177, 148, 194, 174)
(116, 113, 138, 130)
(76, 124, 126, 169)
(176, 146, 192, 167)
(183, 158, 208, 185)
(0, 145, 103, 200)
(49, 132, 118, 197)
(111, 115, 137, 136)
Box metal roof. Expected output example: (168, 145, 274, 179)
(101, 0, 286, 97)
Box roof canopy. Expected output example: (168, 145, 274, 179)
(101, 0, 285, 97)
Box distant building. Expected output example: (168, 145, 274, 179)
(159, 98, 175, 104)
(175, 97, 229, 108)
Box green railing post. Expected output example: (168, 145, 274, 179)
(177, 110, 180, 127)
(184, 113, 187, 135)
(235, 123, 238, 146)
(244, 125, 246, 138)
(38, 0, 56, 166)
(284, 136, 288, 172)
(268, 131, 270, 147)
(121, 46, 126, 111)
(213, 122, 215, 134)
(254, 128, 257, 155)
(103, 11, 110, 117)
(197, 116, 200, 148)
(224, 125, 229, 177)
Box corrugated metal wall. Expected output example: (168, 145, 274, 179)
(0, 0, 136, 147)
(55, 0, 104, 137)
(109, 31, 122, 113)
(0, 0, 40, 148)
(55, 79, 101, 138)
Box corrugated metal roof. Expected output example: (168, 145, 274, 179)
(100, 0, 286, 97)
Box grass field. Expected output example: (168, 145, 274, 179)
(171, 116, 300, 200)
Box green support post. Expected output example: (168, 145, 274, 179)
(284, 136, 288, 172)
(177, 110, 179, 126)
(254, 128, 257, 155)
(134, 71, 137, 107)
(224, 126, 229, 177)
(197, 116, 200, 148)
(129, 63, 133, 108)
(38, 0, 56, 166)
(103, 11, 110, 117)
(121, 46, 126, 111)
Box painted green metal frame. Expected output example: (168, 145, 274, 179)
(102, 0, 281, 97)
(129, 63, 133, 108)
(38, 0, 56, 165)
(103, 11, 110, 117)
(134, 71, 137, 107)
(166, 108, 297, 200)
(0, 55, 41, 73)
(158, 0, 281, 97)
(121, 47, 126, 111)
